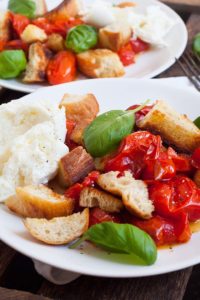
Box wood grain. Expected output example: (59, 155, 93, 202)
(38, 268, 192, 300)
(161, 0, 200, 12)
(0, 287, 50, 300)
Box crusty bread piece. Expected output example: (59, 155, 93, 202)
(0, 11, 11, 42)
(44, 0, 81, 21)
(77, 49, 125, 78)
(34, 0, 47, 17)
(46, 33, 65, 52)
(24, 208, 89, 245)
(80, 187, 124, 213)
(99, 22, 132, 51)
(23, 42, 51, 83)
(6, 185, 74, 219)
(21, 24, 47, 44)
(138, 100, 200, 153)
(194, 170, 200, 188)
(60, 93, 99, 144)
(97, 171, 154, 219)
(58, 146, 94, 187)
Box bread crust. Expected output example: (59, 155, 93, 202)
(0, 11, 11, 42)
(34, 0, 48, 16)
(23, 42, 51, 83)
(138, 100, 200, 153)
(77, 49, 125, 78)
(60, 93, 99, 144)
(6, 185, 74, 219)
(44, 0, 80, 21)
(24, 208, 89, 245)
(80, 187, 124, 213)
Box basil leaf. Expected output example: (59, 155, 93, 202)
(193, 33, 200, 56)
(70, 222, 157, 266)
(66, 25, 98, 54)
(84, 102, 149, 157)
(8, 0, 36, 19)
(0, 50, 27, 79)
(194, 116, 200, 128)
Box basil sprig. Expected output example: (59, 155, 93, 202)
(194, 116, 200, 128)
(70, 222, 157, 265)
(8, 0, 36, 19)
(84, 101, 149, 157)
(193, 33, 200, 56)
(0, 50, 27, 79)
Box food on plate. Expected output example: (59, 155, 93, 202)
(98, 171, 154, 218)
(80, 187, 124, 213)
(3, 91, 200, 266)
(0, 0, 176, 85)
(6, 185, 74, 219)
(77, 49, 125, 78)
(23, 42, 51, 83)
(137, 100, 200, 152)
(24, 208, 89, 245)
(58, 146, 94, 187)
(0, 49, 27, 79)
(193, 33, 200, 56)
(99, 22, 132, 52)
(60, 93, 99, 144)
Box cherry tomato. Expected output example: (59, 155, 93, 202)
(167, 147, 192, 173)
(130, 38, 150, 54)
(131, 213, 190, 246)
(47, 51, 76, 85)
(127, 104, 153, 123)
(0, 40, 5, 51)
(65, 120, 78, 150)
(118, 42, 135, 66)
(192, 147, 200, 169)
(5, 40, 29, 52)
(82, 171, 100, 187)
(149, 176, 200, 221)
(11, 14, 30, 37)
(89, 208, 121, 227)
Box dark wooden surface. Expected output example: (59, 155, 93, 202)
(162, 0, 200, 13)
(0, 11, 200, 300)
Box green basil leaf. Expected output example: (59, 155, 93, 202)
(194, 116, 200, 128)
(70, 222, 157, 266)
(8, 0, 36, 19)
(192, 33, 200, 56)
(0, 50, 27, 79)
(83, 102, 149, 157)
(66, 25, 98, 53)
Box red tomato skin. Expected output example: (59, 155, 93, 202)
(5, 40, 29, 52)
(130, 38, 150, 54)
(192, 147, 200, 169)
(47, 51, 76, 85)
(89, 208, 121, 227)
(65, 120, 78, 150)
(118, 42, 135, 66)
(11, 14, 30, 37)
(127, 104, 154, 123)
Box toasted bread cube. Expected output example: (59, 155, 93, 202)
(6, 185, 74, 219)
(46, 33, 65, 52)
(34, 0, 47, 17)
(58, 146, 94, 187)
(77, 49, 125, 78)
(97, 171, 154, 219)
(138, 100, 200, 153)
(0, 11, 11, 42)
(24, 208, 89, 245)
(45, 0, 81, 21)
(99, 22, 132, 51)
(60, 93, 99, 144)
(23, 42, 51, 83)
(21, 24, 47, 44)
(80, 187, 124, 213)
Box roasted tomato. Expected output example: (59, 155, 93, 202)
(47, 51, 76, 85)
(5, 40, 29, 52)
(192, 147, 200, 169)
(127, 104, 153, 123)
(149, 176, 200, 222)
(89, 208, 121, 227)
(11, 14, 30, 37)
(65, 120, 78, 150)
(118, 42, 135, 66)
(130, 38, 150, 54)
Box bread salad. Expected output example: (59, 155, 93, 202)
(2, 92, 200, 266)
(0, 0, 175, 85)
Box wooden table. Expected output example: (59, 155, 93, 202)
(0, 7, 200, 300)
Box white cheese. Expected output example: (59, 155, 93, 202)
(0, 99, 68, 202)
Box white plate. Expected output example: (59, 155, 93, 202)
(0, 78, 200, 277)
(0, 0, 187, 93)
